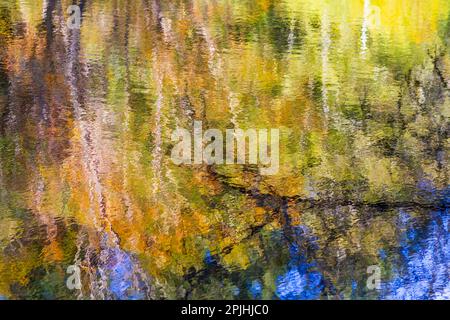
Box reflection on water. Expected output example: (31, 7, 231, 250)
(0, 0, 449, 300)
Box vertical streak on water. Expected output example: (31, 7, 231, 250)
(122, 0, 134, 222)
(150, 0, 173, 202)
(146, 1, 185, 234)
(284, 18, 296, 105)
(33, 0, 57, 247)
(321, 9, 331, 116)
(229, 93, 240, 128)
(195, 2, 239, 127)
(63, 5, 125, 298)
(287, 18, 296, 55)
(151, 56, 163, 198)
(0, 166, 4, 202)
(73, 231, 85, 299)
(41, 0, 48, 20)
(64, 18, 102, 300)
(191, 0, 222, 80)
(361, 0, 370, 56)
(120, 8, 158, 289)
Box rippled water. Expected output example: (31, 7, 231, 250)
(0, 0, 449, 300)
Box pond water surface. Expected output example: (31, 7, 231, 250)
(0, 0, 449, 300)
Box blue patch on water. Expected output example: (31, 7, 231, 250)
(380, 208, 450, 300)
(417, 178, 436, 195)
(350, 280, 358, 299)
(249, 280, 262, 299)
(398, 209, 411, 226)
(204, 249, 215, 265)
(379, 249, 387, 260)
(232, 286, 240, 297)
(274, 194, 449, 300)
(107, 248, 145, 300)
(275, 265, 323, 300)
(443, 187, 450, 206)
(274, 224, 324, 300)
